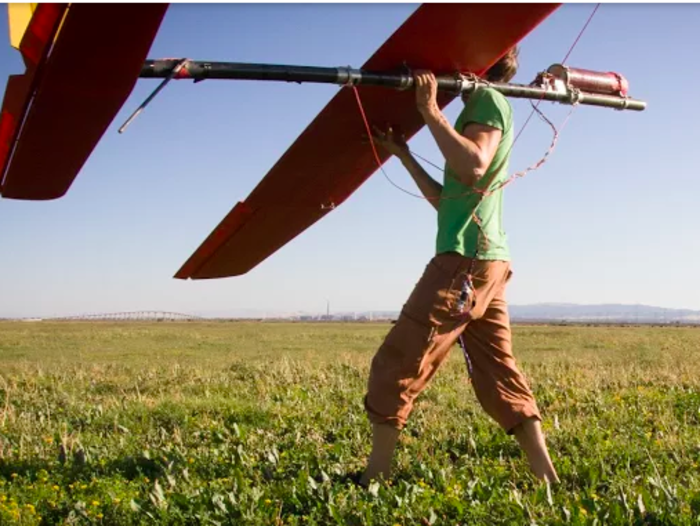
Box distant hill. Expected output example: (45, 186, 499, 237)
(508, 303, 700, 324)
(192, 303, 700, 324)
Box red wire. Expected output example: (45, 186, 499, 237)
(352, 83, 564, 203)
(351, 2, 601, 203)
(351, 3, 600, 255)
(562, 3, 601, 65)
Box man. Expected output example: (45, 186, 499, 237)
(361, 47, 559, 486)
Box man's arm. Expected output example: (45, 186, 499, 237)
(397, 152, 442, 212)
(414, 71, 502, 187)
(423, 116, 502, 187)
(372, 125, 442, 212)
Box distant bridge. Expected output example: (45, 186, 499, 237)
(51, 311, 205, 322)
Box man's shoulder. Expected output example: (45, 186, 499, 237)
(456, 87, 512, 133)
(473, 87, 511, 113)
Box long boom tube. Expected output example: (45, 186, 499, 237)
(120, 59, 645, 134)
(139, 59, 647, 112)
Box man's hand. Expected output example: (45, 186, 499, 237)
(372, 125, 410, 160)
(371, 123, 442, 210)
(414, 70, 439, 118)
(413, 71, 502, 187)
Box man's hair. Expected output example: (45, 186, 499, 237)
(484, 46, 519, 83)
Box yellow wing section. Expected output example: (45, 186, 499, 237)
(8, 3, 67, 55)
(8, 3, 39, 49)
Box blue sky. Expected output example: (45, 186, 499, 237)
(1, 3, 698, 318)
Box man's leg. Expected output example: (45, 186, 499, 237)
(361, 254, 474, 485)
(360, 423, 400, 485)
(513, 418, 559, 483)
(460, 267, 558, 482)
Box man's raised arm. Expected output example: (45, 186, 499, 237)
(414, 71, 502, 187)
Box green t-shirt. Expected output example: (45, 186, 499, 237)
(435, 87, 514, 260)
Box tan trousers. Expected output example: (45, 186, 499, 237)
(364, 252, 541, 433)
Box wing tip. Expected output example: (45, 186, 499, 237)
(173, 201, 255, 280)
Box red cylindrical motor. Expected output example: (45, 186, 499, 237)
(547, 64, 629, 96)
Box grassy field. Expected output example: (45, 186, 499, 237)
(0, 321, 699, 525)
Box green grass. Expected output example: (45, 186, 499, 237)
(1, 321, 699, 525)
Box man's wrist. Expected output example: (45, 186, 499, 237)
(419, 104, 442, 123)
(397, 150, 413, 164)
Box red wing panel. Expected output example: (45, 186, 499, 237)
(0, 4, 67, 191)
(196, 204, 329, 279)
(0, 4, 168, 200)
(176, 3, 561, 280)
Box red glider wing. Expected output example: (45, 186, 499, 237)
(176, 3, 560, 280)
(0, 4, 168, 200)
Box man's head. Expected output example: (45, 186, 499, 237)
(461, 46, 519, 104)
(484, 46, 519, 84)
